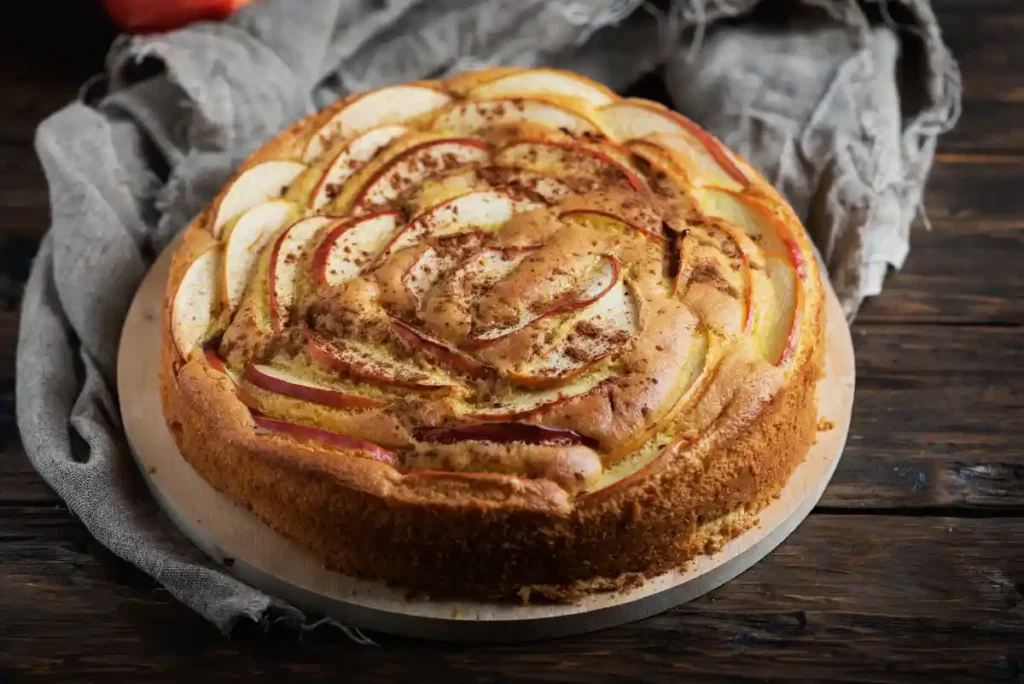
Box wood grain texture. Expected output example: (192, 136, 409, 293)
(2, 511, 1022, 682)
(1, 0, 1023, 678)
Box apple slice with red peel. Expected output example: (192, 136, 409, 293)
(691, 189, 804, 266)
(243, 363, 385, 409)
(495, 141, 645, 193)
(268, 216, 335, 332)
(599, 100, 748, 188)
(468, 255, 621, 347)
(380, 190, 541, 262)
(171, 248, 221, 358)
(465, 366, 616, 421)
(212, 161, 306, 237)
(417, 422, 598, 449)
(350, 139, 491, 212)
(252, 414, 397, 465)
(221, 200, 295, 313)
(714, 223, 759, 335)
(310, 125, 408, 209)
(507, 277, 637, 388)
(202, 346, 254, 404)
(761, 257, 804, 366)
(560, 208, 666, 244)
(639, 132, 747, 192)
(306, 330, 457, 390)
(311, 212, 400, 286)
(433, 98, 600, 136)
(583, 436, 684, 501)
(389, 318, 490, 378)
(302, 86, 451, 162)
(468, 68, 616, 107)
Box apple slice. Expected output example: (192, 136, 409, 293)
(211, 161, 306, 237)
(351, 138, 491, 212)
(171, 248, 221, 358)
(559, 208, 666, 244)
(390, 318, 490, 378)
(268, 216, 335, 331)
(310, 125, 408, 209)
(760, 256, 804, 366)
(380, 189, 541, 261)
(508, 277, 637, 388)
(302, 86, 451, 162)
(583, 435, 682, 501)
(468, 255, 620, 346)
(464, 365, 616, 421)
(468, 68, 616, 107)
(494, 140, 644, 193)
(599, 100, 748, 188)
(306, 330, 457, 390)
(252, 414, 396, 465)
(221, 200, 295, 313)
(715, 223, 759, 334)
(417, 422, 598, 449)
(638, 132, 746, 192)
(605, 330, 715, 463)
(243, 362, 384, 409)
(202, 347, 255, 406)
(432, 98, 600, 136)
(691, 190, 807, 274)
(311, 211, 400, 286)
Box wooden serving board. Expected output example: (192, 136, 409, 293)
(116, 242, 855, 642)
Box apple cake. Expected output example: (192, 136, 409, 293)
(160, 67, 825, 600)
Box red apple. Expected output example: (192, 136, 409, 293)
(103, 0, 253, 33)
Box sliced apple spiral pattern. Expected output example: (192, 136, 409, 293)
(167, 69, 822, 497)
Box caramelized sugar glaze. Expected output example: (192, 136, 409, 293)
(161, 68, 825, 598)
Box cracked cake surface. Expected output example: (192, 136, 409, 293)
(159, 67, 825, 599)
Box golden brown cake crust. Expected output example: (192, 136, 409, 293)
(158, 67, 825, 599)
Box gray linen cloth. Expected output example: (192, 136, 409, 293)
(17, 0, 960, 634)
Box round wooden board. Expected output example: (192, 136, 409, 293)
(117, 241, 855, 643)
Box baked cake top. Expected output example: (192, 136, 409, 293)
(166, 67, 822, 504)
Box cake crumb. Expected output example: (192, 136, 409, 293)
(817, 418, 835, 431)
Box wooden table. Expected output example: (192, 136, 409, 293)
(2, 2, 1022, 681)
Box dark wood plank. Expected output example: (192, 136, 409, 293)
(824, 325, 1024, 509)
(2, 509, 1022, 682)
(932, 4, 1024, 153)
(855, 156, 1024, 325)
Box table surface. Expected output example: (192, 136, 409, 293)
(2, 2, 1022, 682)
